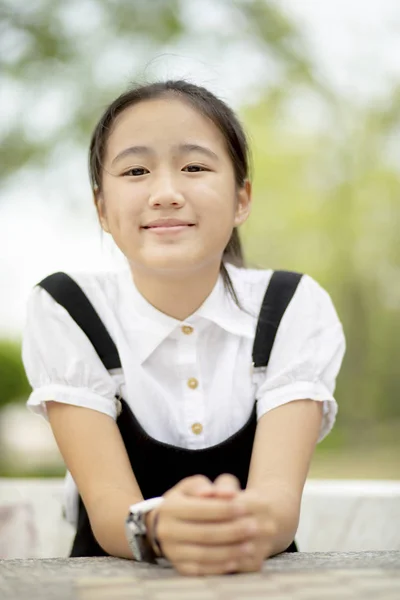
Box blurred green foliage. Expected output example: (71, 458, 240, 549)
(241, 90, 400, 441)
(0, 339, 31, 409)
(0, 0, 317, 179)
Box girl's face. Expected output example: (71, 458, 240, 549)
(96, 97, 251, 275)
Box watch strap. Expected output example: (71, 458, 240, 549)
(125, 497, 164, 562)
(125, 512, 157, 562)
(150, 509, 163, 557)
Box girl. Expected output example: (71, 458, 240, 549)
(22, 80, 345, 576)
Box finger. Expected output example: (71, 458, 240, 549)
(164, 495, 248, 523)
(195, 474, 241, 499)
(237, 556, 264, 573)
(175, 559, 240, 577)
(236, 542, 266, 573)
(167, 540, 255, 564)
(177, 475, 214, 496)
(195, 485, 238, 500)
(163, 515, 258, 545)
(211, 474, 241, 498)
(214, 474, 241, 491)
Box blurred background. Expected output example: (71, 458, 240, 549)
(0, 0, 399, 480)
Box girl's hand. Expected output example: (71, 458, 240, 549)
(192, 475, 280, 573)
(147, 475, 259, 576)
(228, 488, 279, 572)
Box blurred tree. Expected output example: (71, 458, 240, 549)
(0, 339, 31, 409)
(0, 0, 321, 185)
(241, 87, 400, 439)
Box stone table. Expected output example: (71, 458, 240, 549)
(1, 551, 399, 599)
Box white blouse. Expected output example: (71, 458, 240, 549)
(22, 263, 345, 525)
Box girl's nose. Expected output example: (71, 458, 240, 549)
(148, 177, 185, 208)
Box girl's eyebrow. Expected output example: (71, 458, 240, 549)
(111, 143, 219, 166)
(112, 145, 153, 166)
(179, 143, 219, 162)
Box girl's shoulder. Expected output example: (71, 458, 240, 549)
(27, 267, 130, 321)
(224, 263, 339, 319)
(224, 262, 274, 297)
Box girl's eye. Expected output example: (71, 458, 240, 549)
(183, 165, 207, 172)
(123, 167, 148, 177)
(122, 165, 207, 176)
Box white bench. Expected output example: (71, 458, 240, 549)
(1, 478, 399, 559)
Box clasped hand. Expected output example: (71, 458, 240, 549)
(146, 474, 279, 576)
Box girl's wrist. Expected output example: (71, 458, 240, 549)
(151, 509, 163, 557)
(145, 509, 163, 557)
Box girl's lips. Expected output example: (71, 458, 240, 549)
(143, 224, 195, 234)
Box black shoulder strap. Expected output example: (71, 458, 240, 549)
(37, 272, 121, 370)
(252, 270, 303, 368)
(38, 269, 302, 373)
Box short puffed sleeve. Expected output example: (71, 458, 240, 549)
(22, 285, 120, 421)
(255, 274, 346, 443)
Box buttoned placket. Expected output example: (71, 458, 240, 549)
(176, 322, 205, 448)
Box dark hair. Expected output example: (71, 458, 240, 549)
(89, 80, 252, 309)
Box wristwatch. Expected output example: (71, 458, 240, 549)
(125, 497, 164, 562)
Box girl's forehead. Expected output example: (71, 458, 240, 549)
(106, 97, 226, 158)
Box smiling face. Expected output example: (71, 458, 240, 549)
(95, 95, 251, 277)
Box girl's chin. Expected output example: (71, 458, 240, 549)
(129, 253, 203, 272)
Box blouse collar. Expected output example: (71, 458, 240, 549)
(122, 265, 256, 364)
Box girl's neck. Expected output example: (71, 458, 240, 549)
(129, 262, 221, 322)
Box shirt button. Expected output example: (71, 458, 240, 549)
(187, 377, 198, 390)
(181, 325, 194, 335)
(191, 423, 203, 435)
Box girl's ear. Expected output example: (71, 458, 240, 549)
(234, 180, 252, 227)
(93, 190, 110, 233)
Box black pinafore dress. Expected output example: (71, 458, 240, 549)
(38, 269, 303, 557)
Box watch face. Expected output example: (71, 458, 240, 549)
(130, 533, 143, 561)
(125, 517, 143, 560)
(125, 499, 164, 563)
(125, 514, 155, 563)
(130, 511, 146, 535)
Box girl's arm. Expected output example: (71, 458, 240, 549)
(243, 398, 323, 560)
(248, 398, 323, 497)
(47, 401, 145, 558)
